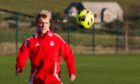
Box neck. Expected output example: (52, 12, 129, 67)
(37, 30, 50, 34)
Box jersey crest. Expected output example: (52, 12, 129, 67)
(50, 41, 54, 46)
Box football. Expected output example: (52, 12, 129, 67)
(76, 9, 94, 29)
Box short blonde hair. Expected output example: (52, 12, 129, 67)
(36, 9, 52, 23)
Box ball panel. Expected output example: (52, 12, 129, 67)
(76, 9, 95, 29)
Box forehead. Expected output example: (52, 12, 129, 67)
(38, 17, 50, 22)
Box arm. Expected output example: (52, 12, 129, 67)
(61, 41, 76, 81)
(15, 40, 30, 76)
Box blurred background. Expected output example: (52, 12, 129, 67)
(0, 0, 140, 55)
(0, 0, 140, 84)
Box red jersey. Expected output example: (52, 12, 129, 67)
(16, 31, 76, 81)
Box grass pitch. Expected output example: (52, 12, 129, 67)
(0, 53, 140, 84)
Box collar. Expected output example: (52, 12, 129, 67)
(36, 30, 54, 38)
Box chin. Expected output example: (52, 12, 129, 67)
(42, 30, 47, 33)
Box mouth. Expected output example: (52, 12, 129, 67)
(40, 27, 45, 31)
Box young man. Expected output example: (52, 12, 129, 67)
(15, 10, 76, 84)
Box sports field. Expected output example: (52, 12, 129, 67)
(0, 53, 140, 84)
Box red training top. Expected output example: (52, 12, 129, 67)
(16, 30, 76, 80)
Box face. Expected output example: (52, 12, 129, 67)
(37, 17, 50, 34)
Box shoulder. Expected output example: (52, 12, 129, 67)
(23, 34, 35, 46)
(23, 37, 32, 46)
(54, 33, 66, 43)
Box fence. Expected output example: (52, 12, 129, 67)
(0, 12, 140, 55)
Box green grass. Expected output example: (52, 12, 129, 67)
(0, 28, 34, 42)
(0, 0, 139, 14)
(0, 53, 140, 84)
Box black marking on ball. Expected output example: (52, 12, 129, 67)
(86, 11, 89, 13)
(80, 15, 86, 21)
